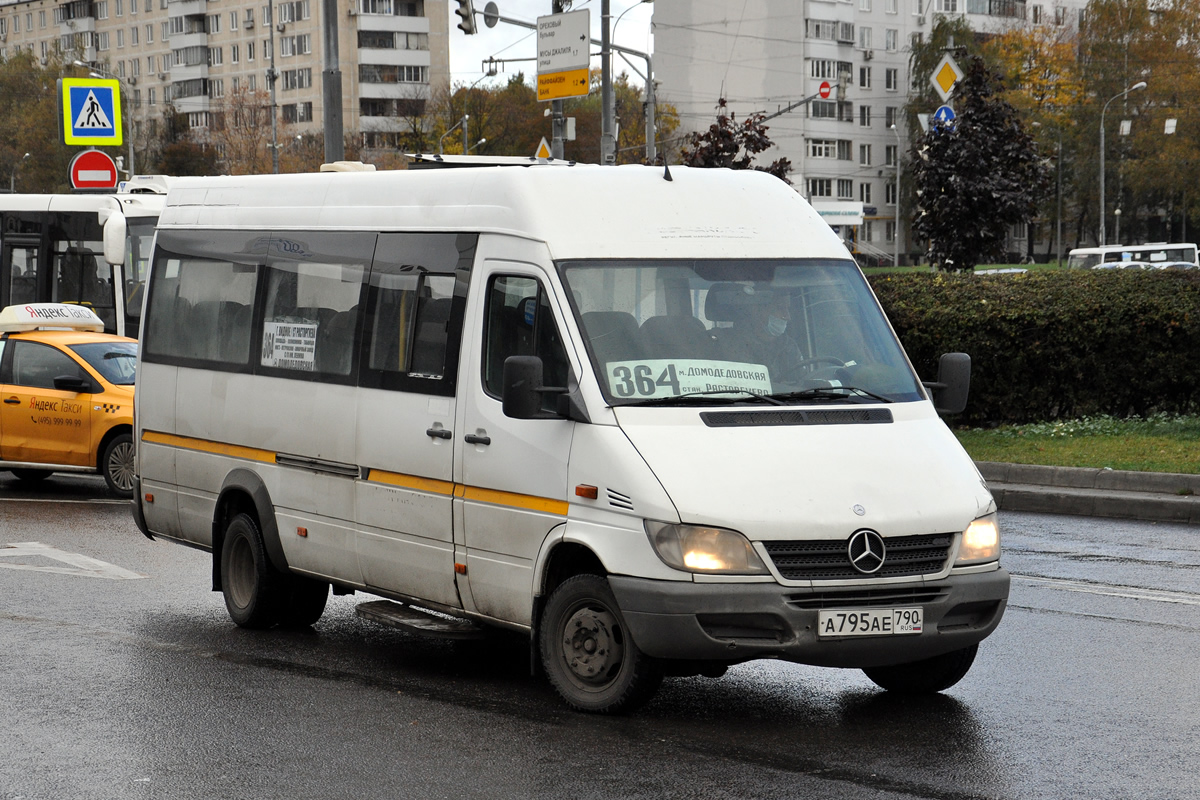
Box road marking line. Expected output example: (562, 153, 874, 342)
(0, 541, 145, 579)
(1014, 574, 1200, 606)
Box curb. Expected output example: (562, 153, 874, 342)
(977, 462, 1200, 525)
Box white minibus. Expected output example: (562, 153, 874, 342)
(132, 164, 1008, 713)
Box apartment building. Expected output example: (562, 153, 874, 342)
(0, 0, 449, 164)
(653, 0, 1083, 263)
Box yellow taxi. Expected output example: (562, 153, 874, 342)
(0, 303, 137, 497)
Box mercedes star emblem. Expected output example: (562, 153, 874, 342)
(847, 529, 886, 574)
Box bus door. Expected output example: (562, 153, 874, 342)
(353, 234, 472, 609)
(1, 236, 43, 308)
(50, 213, 117, 334)
(455, 264, 575, 626)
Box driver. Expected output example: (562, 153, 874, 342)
(717, 288, 806, 384)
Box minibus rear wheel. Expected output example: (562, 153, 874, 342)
(861, 644, 978, 694)
(220, 513, 284, 629)
(540, 574, 663, 714)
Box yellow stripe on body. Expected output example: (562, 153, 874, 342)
(365, 469, 455, 496)
(142, 431, 568, 516)
(459, 485, 569, 516)
(141, 430, 276, 463)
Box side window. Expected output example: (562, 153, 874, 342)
(482, 275, 569, 408)
(143, 231, 263, 367)
(258, 233, 372, 380)
(360, 233, 474, 396)
(9, 341, 88, 390)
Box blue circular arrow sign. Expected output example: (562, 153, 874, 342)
(933, 104, 956, 126)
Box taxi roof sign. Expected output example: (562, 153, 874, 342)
(60, 78, 123, 146)
(0, 304, 106, 333)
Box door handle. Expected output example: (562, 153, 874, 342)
(3, 397, 18, 405)
(426, 427, 452, 440)
(464, 433, 491, 446)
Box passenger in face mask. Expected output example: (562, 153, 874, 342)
(717, 290, 806, 385)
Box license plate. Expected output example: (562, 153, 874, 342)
(817, 607, 923, 638)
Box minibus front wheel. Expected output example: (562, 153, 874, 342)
(539, 574, 663, 714)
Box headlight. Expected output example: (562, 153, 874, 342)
(955, 513, 1000, 565)
(645, 521, 769, 575)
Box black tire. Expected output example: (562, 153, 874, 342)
(220, 513, 286, 629)
(278, 575, 330, 628)
(862, 644, 979, 694)
(11, 469, 53, 483)
(539, 574, 663, 714)
(101, 433, 135, 498)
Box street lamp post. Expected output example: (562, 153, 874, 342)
(10, 152, 30, 193)
(1099, 80, 1146, 245)
(891, 123, 901, 267)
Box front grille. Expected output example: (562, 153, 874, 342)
(785, 587, 950, 610)
(763, 532, 954, 580)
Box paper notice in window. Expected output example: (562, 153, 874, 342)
(262, 321, 317, 371)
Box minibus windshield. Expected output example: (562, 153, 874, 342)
(560, 259, 924, 406)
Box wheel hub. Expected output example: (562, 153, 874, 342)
(562, 607, 621, 683)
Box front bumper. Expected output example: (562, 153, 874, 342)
(609, 568, 1009, 668)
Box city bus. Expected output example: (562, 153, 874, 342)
(132, 164, 1008, 713)
(1066, 242, 1199, 269)
(0, 175, 169, 337)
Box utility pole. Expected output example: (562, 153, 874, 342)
(268, 8, 281, 174)
(600, 0, 615, 164)
(551, 0, 567, 160)
(321, 0, 344, 163)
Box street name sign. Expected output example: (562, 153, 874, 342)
(60, 78, 122, 146)
(537, 9, 590, 102)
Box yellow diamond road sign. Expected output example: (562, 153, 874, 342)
(930, 54, 964, 103)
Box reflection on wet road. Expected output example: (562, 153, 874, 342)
(1, 487, 1196, 799)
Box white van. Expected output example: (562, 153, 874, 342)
(1067, 242, 1199, 269)
(132, 164, 1008, 713)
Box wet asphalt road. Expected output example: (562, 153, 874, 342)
(2, 473, 1199, 799)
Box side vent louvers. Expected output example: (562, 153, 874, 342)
(607, 489, 634, 511)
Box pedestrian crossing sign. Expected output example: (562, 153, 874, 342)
(60, 78, 122, 146)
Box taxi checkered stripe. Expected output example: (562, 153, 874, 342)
(101, 403, 122, 413)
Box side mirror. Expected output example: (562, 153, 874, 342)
(922, 352, 971, 415)
(53, 375, 91, 393)
(503, 356, 552, 419)
(102, 212, 127, 268)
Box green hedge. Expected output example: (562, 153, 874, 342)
(867, 269, 1200, 424)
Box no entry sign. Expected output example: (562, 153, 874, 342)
(69, 150, 119, 189)
(819, 81, 832, 99)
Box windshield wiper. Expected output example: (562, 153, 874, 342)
(104, 352, 136, 360)
(765, 386, 894, 404)
(620, 390, 785, 407)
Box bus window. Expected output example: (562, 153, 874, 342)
(8, 245, 39, 304)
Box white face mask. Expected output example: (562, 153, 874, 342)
(766, 315, 788, 337)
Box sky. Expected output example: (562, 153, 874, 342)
(446, 0, 656, 88)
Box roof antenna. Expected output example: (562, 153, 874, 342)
(662, 154, 673, 182)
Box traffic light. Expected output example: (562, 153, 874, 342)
(454, 0, 476, 34)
